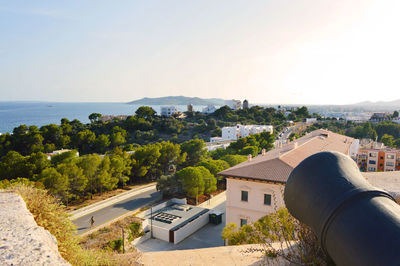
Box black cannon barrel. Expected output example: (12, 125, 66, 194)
(284, 151, 400, 266)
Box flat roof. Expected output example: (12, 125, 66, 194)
(147, 204, 209, 231)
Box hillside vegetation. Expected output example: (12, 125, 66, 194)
(2, 182, 119, 265)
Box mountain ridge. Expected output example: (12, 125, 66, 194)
(127, 96, 226, 106)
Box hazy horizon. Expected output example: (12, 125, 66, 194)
(1, 1, 400, 105)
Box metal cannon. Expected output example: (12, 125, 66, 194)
(284, 151, 400, 266)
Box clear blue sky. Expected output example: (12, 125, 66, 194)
(1, 0, 399, 104)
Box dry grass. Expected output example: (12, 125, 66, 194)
(7, 184, 119, 265)
(80, 214, 143, 254)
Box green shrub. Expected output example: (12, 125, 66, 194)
(127, 221, 142, 241)
(107, 238, 123, 253)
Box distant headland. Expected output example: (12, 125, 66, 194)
(127, 96, 226, 106)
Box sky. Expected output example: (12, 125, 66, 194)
(1, 0, 400, 105)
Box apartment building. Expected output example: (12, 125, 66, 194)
(161, 106, 178, 117)
(221, 124, 273, 141)
(219, 129, 360, 227)
(357, 148, 400, 172)
(225, 99, 241, 110)
(202, 105, 217, 114)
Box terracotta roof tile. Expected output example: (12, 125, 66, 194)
(219, 129, 355, 183)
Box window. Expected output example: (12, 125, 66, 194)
(264, 194, 272, 205)
(368, 167, 376, 171)
(369, 153, 376, 157)
(241, 190, 248, 202)
(387, 154, 395, 159)
(369, 160, 376, 165)
(240, 219, 247, 227)
(386, 162, 395, 166)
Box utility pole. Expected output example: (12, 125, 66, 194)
(150, 205, 153, 238)
(122, 228, 125, 254)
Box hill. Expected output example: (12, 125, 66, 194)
(127, 96, 225, 106)
(352, 99, 400, 107)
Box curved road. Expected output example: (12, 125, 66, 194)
(73, 187, 161, 234)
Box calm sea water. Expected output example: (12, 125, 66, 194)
(0, 102, 205, 133)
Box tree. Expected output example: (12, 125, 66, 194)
(110, 126, 127, 147)
(220, 155, 247, 167)
(239, 146, 259, 157)
(39, 167, 69, 202)
(394, 138, 400, 148)
(89, 113, 102, 123)
(199, 167, 217, 194)
(381, 134, 394, 147)
(110, 132, 126, 147)
(57, 163, 87, 202)
(180, 139, 208, 167)
(176, 166, 206, 198)
(156, 174, 181, 196)
(110, 154, 131, 188)
(77, 154, 102, 198)
(393, 110, 399, 118)
(157, 141, 186, 175)
(73, 129, 96, 154)
(0, 151, 31, 180)
(27, 152, 51, 179)
(131, 144, 161, 181)
(51, 150, 78, 165)
(135, 106, 156, 120)
(196, 159, 229, 176)
(40, 124, 62, 146)
(96, 156, 117, 192)
(94, 134, 111, 153)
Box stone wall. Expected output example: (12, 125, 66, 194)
(0, 192, 69, 265)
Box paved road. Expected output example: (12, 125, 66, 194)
(73, 187, 161, 234)
(275, 126, 294, 147)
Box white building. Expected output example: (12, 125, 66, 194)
(305, 118, 317, 123)
(221, 124, 273, 141)
(219, 129, 360, 227)
(225, 99, 241, 110)
(202, 105, 217, 114)
(207, 138, 233, 151)
(161, 106, 178, 117)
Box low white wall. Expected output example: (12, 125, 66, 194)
(174, 211, 209, 244)
(152, 224, 170, 242)
(199, 191, 226, 208)
(132, 231, 151, 246)
(139, 201, 169, 218)
(171, 198, 187, 205)
(137, 198, 187, 218)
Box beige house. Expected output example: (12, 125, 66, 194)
(219, 129, 359, 227)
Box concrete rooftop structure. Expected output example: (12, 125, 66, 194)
(147, 204, 209, 231)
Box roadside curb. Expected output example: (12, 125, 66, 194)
(70, 183, 156, 220)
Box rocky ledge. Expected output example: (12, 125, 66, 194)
(0, 192, 69, 265)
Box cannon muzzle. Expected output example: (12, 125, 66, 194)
(284, 151, 400, 266)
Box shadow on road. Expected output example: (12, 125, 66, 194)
(112, 191, 160, 212)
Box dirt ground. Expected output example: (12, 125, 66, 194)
(137, 244, 279, 266)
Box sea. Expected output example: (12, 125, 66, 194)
(0, 102, 206, 133)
